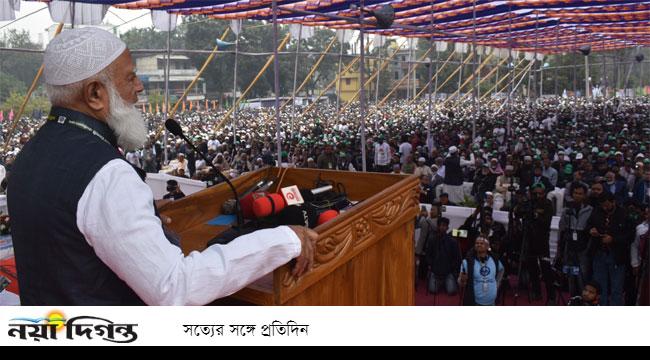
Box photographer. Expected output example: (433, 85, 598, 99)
(526, 183, 556, 302)
(163, 179, 185, 200)
(425, 217, 461, 295)
(567, 280, 601, 306)
(587, 192, 628, 305)
(471, 164, 497, 205)
(564, 169, 589, 206)
(416, 205, 440, 280)
(557, 183, 594, 296)
(460, 205, 506, 254)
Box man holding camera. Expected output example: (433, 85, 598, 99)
(163, 179, 185, 200)
(459, 205, 506, 257)
(557, 183, 594, 296)
(526, 183, 555, 302)
(425, 217, 461, 295)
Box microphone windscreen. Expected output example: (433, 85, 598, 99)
(165, 119, 184, 137)
(240, 192, 265, 220)
(252, 193, 286, 218)
(317, 209, 339, 226)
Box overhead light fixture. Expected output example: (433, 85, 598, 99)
(351, 4, 395, 29)
(635, 53, 644, 63)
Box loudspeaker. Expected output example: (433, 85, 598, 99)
(371, 4, 395, 29)
(578, 45, 591, 56)
(635, 53, 645, 63)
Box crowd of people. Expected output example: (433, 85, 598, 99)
(1, 94, 649, 306)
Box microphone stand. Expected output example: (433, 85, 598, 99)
(166, 119, 243, 229)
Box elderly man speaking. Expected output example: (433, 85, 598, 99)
(7, 27, 316, 306)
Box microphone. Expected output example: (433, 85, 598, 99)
(165, 118, 243, 227)
(240, 191, 267, 219)
(317, 209, 339, 226)
(278, 205, 310, 227)
(239, 180, 276, 219)
(252, 194, 286, 218)
(311, 185, 333, 195)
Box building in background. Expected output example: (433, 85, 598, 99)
(134, 54, 205, 105)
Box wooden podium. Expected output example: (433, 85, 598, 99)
(160, 168, 419, 305)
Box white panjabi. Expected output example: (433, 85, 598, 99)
(43, 27, 126, 86)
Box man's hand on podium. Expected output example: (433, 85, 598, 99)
(288, 226, 318, 277)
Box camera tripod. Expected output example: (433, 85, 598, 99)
(512, 216, 533, 306)
(497, 178, 534, 305)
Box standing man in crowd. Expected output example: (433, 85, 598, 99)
(631, 206, 649, 305)
(633, 169, 650, 206)
(587, 192, 628, 305)
(443, 146, 467, 204)
(526, 183, 555, 302)
(557, 183, 593, 296)
(426, 217, 461, 295)
(374, 135, 391, 173)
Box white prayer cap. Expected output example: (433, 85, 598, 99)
(44, 27, 127, 86)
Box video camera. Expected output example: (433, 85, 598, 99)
(452, 229, 468, 238)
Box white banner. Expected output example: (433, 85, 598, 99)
(407, 37, 416, 50)
(289, 24, 314, 41)
(230, 19, 242, 36)
(336, 29, 352, 44)
(373, 34, 385, 48)
(48, 0, 109, 26)
(435, 41, 448, 52)
(454, 42, 468, 54)
(1, 307, 648, 345)
(151, 10, 178, 32)
(495, 48, 510, 59)
(0, 0, 20, 21)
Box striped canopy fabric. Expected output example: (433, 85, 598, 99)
(33, 1, 650, 53)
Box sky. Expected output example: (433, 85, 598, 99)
(0, 1, 153, 45)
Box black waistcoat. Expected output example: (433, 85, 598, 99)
(8, 107, 145, 305)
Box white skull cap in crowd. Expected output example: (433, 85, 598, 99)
(44, 27, 126, 86)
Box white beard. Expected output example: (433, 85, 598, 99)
(105, 84, 146, 151)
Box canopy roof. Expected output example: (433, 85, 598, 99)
(34, 1, 650, 53)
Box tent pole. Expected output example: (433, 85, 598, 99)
(359, 0, 367, 172)
(272, 0, 282, 166)
(163, 13, 172, 165)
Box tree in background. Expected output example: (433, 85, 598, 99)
(0, 29, 43, 105)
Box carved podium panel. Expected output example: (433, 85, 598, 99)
(160, 168, 420, 305)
